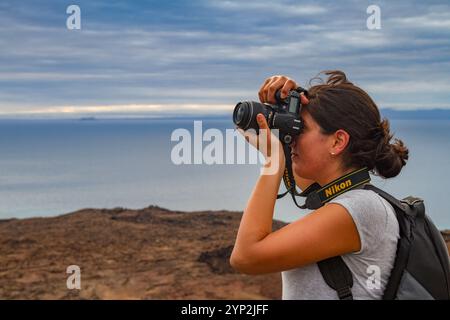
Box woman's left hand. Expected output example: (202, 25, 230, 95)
(237, 114, 285, 174)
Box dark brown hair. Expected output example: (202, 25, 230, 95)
(304, 70, 409, 178)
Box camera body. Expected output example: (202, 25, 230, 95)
(233, 89, 306, 144)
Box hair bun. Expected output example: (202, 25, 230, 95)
(374, 118, 409, 178)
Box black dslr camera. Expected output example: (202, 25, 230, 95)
(232, 88, 308, 144)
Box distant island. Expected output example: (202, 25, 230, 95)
(78, 116, 97, 121)
(380, 108, 450, 120)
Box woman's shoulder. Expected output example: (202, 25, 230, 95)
(332, 188, 384, 201)
(329, 188, 397, 223)
(328, 188, 399, 255)
(330, 188, 395, 214)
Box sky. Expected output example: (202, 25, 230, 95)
(0, 0, 449, 117)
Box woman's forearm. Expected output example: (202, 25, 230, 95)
(233, 163, 285, 252)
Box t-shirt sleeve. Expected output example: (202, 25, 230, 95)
(328, 189, 389, 255)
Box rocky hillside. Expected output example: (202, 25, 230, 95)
(0, 206, 448, 300)
(0, 206, 284, 299)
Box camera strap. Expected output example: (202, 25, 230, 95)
(277, 146, 371, 210)
(277, 143, 319, 208)
(299, 167, 371, 209)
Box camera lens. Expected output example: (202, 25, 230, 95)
(236, 104, 245, 123)
(233, 101, 270, 132)
(233, 102, 250, 127)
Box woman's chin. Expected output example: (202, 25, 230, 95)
(292, 161, 308, 178)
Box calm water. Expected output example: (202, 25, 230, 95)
(0, 118, 449, 229)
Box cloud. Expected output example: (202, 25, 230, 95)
(0, 104, 234, 117)
(366, 81, 450, 94)
(0, 0, 449, 116)
(208, 0, 328, 16)
(391, 8, 450, 29)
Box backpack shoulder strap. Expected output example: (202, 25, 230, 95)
(317, 256, 354, 300)
(362, 183, 413, 239)
(317, 182, 401, 300)
(362, 184, 405, 212)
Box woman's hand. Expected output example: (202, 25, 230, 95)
(237, 114, 285, 174)
(258, 75, 309, 105)
(259, 75, 298, 104)
(258, 74, 312, 185)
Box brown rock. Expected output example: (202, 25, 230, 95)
(1, 207, 448, 300)
(0, 206, 283, 300)
(441, 230, 450, 255)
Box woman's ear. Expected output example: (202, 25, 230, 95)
(330, 129, 350, 155)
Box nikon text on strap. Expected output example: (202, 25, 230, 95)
(300, 167, 371, 210)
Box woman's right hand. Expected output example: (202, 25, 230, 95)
(258, 75, 299, 104)
(259, 75, 315, 190)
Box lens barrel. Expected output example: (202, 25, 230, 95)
(233, 101, 271, 131)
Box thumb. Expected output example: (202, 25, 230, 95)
(257, 113, 268, 129)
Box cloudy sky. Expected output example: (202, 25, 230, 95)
(0, 0, 449, 117)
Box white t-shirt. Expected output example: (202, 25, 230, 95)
(282, 189, 400, 300)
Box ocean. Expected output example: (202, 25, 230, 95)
(0, 117, 449, 229)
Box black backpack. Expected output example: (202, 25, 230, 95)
(318, 184, 450, 300)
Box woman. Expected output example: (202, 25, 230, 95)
(230, 70, 409, 299)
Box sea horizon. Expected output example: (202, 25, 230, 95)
(1, 115, 450, 229)
(1, 107, 450, 121)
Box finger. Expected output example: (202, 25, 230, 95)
(257, 114, 271, 156)
(260, 77, 277, 103)
(256, 113, 268, 130)
(280, 79, 297, 99)
(262, 76, 279, 103)
(258, 78, 271, 103)
(300, 92, 310, 105)
(266, 76, 288, 104)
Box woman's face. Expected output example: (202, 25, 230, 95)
(290, 109, 334, 180)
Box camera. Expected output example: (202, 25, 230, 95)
(233, 88, 307, 144)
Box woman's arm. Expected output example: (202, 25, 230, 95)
(230, 114, 360, 275)
(231, 114, 286, 262)
(230, 76, 361, 274)
(230, 201, 361, 275)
